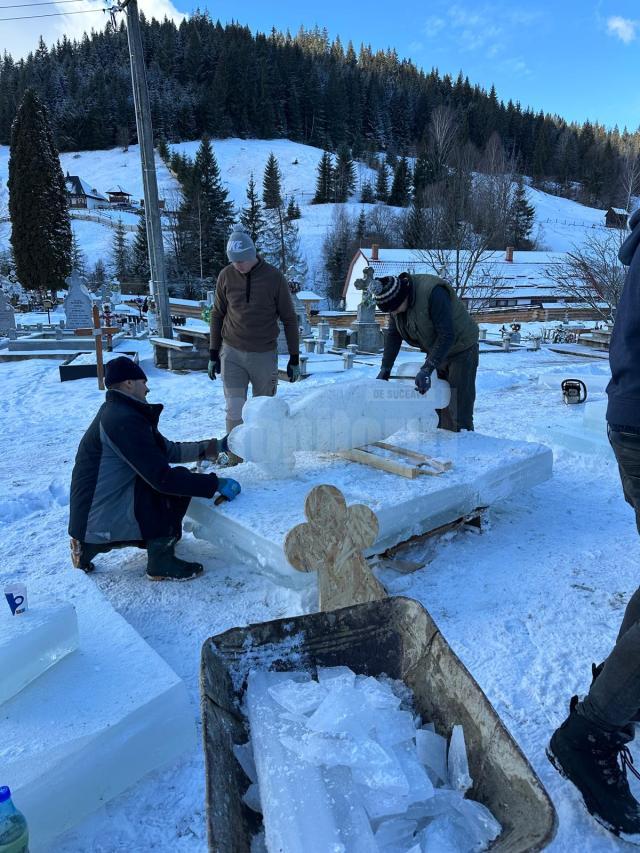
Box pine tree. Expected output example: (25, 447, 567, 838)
(360, 181, 375, 204)
(110, 218, 130, 282)
(356, 208, 367, 242)
(286, 197, 299, 220)
(70, 231, 87, 277)
(88, 259, 107, 290)
(179, 137, 235, 279)
(8, 88, 71, 298)
(334, 145, 356, 202)
(403, 199, 429, 248)
(262, 152, 283, 209)
(388, 157, 411, 206)
(240, 173, 265, 248)
(375, 162, 389, 202)
(262, 206, 308, 280)
(312, 151, 334, 203)
(131, 209, 150, 279)
(509, 177, 536, 249)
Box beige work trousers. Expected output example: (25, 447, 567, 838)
(221, 344, 278, 433)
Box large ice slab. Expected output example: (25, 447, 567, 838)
(551, 398, 612, 457)
(1, 575, 196, 851)
(189, 430, 553, 584)
(0, 602, 79, 705)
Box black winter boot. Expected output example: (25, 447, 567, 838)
(547, 699, 640, 840)
(146, 538, 203, 581)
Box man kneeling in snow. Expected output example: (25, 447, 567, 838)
(68, 356, 240, 581)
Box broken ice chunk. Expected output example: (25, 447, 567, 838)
(448, 725, 472, 794)
(351, 743, 410, 795)
(415, 728, 448, 784)
(449, 797, 502, 849)
(268, 678, 328, 715)
(233, 741, 257, 783)
(242, 783, 262, 813)
(324, 765, 378, 852)
(316, 665, 356, 690)
(407, 788, 466, 820)
(374, 709, 418, 748)
(392, 742, 435, 805)
(307, 685, 376, 738)
(358, 784, 410, 821)
(374, 816, 418, 850)
(355, 675, 402, 710)
(250, 830, 267, 853)
(418, 813, 479, 852)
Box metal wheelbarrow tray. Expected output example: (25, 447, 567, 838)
(200, 596, 558, 852)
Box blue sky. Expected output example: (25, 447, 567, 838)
(6, 0, 639, 131)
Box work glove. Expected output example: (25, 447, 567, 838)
(207, 351, 221, 381)
(287, 354, 301, 382)
(204, 434, 229, 460)
(376, 367, 391, 381)
(216, 477, 241, 501)
(414, 361, 434, 395)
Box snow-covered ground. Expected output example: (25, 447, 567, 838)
(0, 138, 614, 289)
(1, 341, 639, 851)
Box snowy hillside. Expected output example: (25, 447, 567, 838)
(0, 138, 615, 287)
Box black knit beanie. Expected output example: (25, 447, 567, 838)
(105, 356, 147, 387)
(371, 273, 411, 313)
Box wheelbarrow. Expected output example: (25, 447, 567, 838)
(200, 596, 557, 852)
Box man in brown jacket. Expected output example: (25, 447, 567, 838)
(209, 232, 300, 456)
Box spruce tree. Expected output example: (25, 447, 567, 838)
(262, 206, 308, 280)
(375, 162, 390, 203)
(131, 209, 150, 279)
(110, 218, 130, 282)
(403, 199, 429, 248)
(240, 173, 265, 248)
(312, 151, 334, 204)
(286, 197, 299, 220)
(356, 208, 367, 242)
(389, 157, 412, 207)
(262, 152, 283, 209)
(509, 177, 536, 249)
(8, 88, 72, 298)
(334, 145, 356, 202)
(70, 232, 87, 277)
(360, 181, 375, 204)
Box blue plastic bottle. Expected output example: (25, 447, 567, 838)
(0, 787, 28, 853)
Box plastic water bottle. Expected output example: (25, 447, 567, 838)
(0, 787, 28, 853)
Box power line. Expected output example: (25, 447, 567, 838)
(0, 0, 90, 8)
(0, 7, 106, 21)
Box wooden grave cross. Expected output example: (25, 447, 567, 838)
(74, 304, 119, 390)
(284, 484, 387, 612)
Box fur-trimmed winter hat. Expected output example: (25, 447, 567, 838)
(371, 272, 412, 313)
(105, 356, 147, 388)
(226, 231, 257, 263)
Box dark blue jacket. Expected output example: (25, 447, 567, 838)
(607, 209, 640, 429)
(69, 390, 219, 543)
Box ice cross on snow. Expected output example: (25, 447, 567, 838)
(284, 484, 387, 612)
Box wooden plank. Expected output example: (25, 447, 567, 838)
(339, 448, 420, 479)
(371, 441, 452, 472)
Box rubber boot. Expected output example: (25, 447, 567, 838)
(547, 699, 640, 840)
(146, 537, 203, 581)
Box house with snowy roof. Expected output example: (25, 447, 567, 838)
(605, 207, 628, 229)
(106, 186, 133, 207)
(65, 174, 108, 210)
(342, 245, 576, 313)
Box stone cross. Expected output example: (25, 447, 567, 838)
(284, 484, 387, 612)
(0, 290, 16, 335)
(354, 266, 376, 308)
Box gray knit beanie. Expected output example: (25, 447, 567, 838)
(227, 231, 257, 263)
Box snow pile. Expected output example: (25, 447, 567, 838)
(242, 666, 501, 852)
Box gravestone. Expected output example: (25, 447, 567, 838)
(317, 321, 330, 341)
(352, 267, 382, 353)
(64, 272, 94, 330)
(0, 290, 16, 335)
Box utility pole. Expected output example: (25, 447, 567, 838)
(120, 0, 172, 338)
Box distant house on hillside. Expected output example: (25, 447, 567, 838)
(342, 245, 578, 313)
(605, 207, 629, 229)
(106, 186, 133, 207)
(65, 174, 108, 209)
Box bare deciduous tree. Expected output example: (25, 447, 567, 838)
(619, 143, 640, 214)
(545, 229, 627, 321)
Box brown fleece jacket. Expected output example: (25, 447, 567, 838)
(209, 258, 299, 355)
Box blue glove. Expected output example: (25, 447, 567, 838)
(415, 366, 432, 395)
(217, 477, 241, 501)
(287, 355, 301, 382)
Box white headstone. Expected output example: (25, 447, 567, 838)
(64, 271, 94, 330)
(0, 290, 16, 335)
